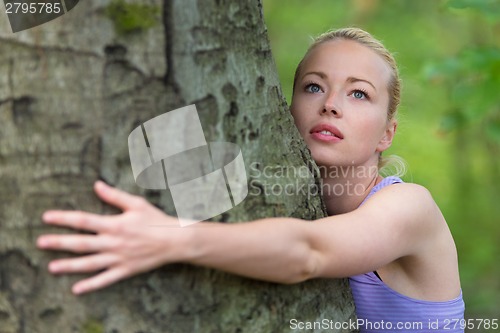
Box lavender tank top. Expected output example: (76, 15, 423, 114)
(349, 176, 465, 332)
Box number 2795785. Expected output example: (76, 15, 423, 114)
(5, 2, 62, 14)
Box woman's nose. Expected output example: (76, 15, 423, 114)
(322, 92, 342, 117)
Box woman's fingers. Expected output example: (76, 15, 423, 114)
(94, 181, 146, 211)
(47, 253, 119, 274)
(71, 266, 129, 295)
(42, 182, 147, 232)
(42, 210, 111, 233)
(38, 181, 163, 295)
(37, 234, 114, 253)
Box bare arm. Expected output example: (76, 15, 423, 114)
(185, 218, 319, 284)
(38, 181, 439, 294)
(186, 182, 438, 282)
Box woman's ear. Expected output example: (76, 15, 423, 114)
(376, 119, 397, 153)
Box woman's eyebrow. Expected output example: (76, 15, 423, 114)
(346, 76, 377, 91)
(301, 71, 327, 80)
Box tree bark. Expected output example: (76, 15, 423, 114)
(0, 0, 356, 332)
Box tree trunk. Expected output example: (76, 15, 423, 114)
(0, 0, 356, 332)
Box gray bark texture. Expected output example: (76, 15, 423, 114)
(0, 0, 356, 332)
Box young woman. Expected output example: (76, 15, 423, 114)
(37, 28, 465, 332)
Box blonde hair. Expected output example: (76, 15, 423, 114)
(293, 27, 405, 175)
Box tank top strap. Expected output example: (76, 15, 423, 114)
(360, 175, 403, 206)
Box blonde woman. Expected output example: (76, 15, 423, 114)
(38, 28, 465, 332)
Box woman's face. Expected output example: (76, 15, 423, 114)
(290, 39, 396, 170)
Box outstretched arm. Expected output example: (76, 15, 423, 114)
(38, 181, 323, 293)
(38, 180, 438, 294)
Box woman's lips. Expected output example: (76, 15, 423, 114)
(310, 124, 344, 142)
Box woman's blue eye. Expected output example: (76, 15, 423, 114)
(352, 90, 367, 99)
(305, 83, 322, 93)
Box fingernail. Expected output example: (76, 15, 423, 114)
(43, 211, 57, 222)
(48, 262, 59, 272)
(95, 180, 107, 190)
(37, 237, 48, 248)
(72, 284, 83, 295)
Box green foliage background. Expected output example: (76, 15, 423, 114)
(263, 0, 500, 320)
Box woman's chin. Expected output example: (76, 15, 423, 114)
(310, 153, 341, 168)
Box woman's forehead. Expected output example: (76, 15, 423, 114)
(300, 40, 391, 84)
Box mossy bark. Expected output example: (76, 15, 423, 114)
(0, 0, 356, 332)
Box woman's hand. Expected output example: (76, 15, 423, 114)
(37, 181, 189, 295)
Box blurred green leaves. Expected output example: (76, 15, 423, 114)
(447, 0, 500, 20)
(426, 47, 500, 138)
(425, 1, 500, 146)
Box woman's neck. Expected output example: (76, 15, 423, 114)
(319, 164, 382, 215)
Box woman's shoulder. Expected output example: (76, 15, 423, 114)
(360, 180, 443, 231)
(366, 177, 436, 206)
